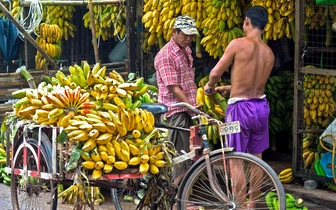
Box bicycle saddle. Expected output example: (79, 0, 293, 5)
(140, 103, 168, 115)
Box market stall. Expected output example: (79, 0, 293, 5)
(293, 0, 336, 187)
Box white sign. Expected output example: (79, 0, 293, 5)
(219, 121, 241, 135)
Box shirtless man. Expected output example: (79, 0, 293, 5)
(204, 6, 274, 209)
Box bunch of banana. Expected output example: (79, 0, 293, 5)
(265, 75, 287, 150)
(303, 72, 336, 128)
(59, 185, 105, 205)
(10, 0, 22, 19)
(181, 0, 205, 30)
(304, 0, 335, 30)
(278, 168, 295, 184)
(282, 71, 295, 132)
(251, 0, 295, 41)
(34, 23, 62, 69)
(80, 129, 166, 179)
(83, 4, 126, 41)
(44, 6, 76, 40)
(0, 144, 10, 185)
(266, 192, 308, 210)
(200, 0, 244, 58)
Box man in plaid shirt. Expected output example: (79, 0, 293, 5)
(154, 15, 199, 186)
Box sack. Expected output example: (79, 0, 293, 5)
(315, 0, 336, 5)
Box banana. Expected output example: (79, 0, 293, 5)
(114, 161, 128, 170)
(82, 139, 97, 152)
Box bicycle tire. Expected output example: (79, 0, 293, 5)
(110, 179, 152, 210)
(177, 151, 286, 210)
(11, 137, 58, 210)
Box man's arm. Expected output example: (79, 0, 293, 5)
(204, 39, 238, 94)
(168, 85, 193, 105)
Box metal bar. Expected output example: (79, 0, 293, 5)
(88, 0, 100, 64)
(0, 2, 58, 69)
(21, 0, 124, 6)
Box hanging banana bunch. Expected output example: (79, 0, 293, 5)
(83, 4, 126, 41)
(142, 0, 182, 50)
(251, 0, 295, 41)
(200, 0, 244, 58)
(34, 23, 62, 69)
(10, 0, 22, 19)
(44, 6, 76, 41)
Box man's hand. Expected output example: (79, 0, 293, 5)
(204, 83, 216, 95)
(215, 85, 231, 96)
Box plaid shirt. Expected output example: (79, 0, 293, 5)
(154, 38, 197, 118)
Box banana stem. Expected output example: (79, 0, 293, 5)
(19, 67, 36, 89)
(195, 36, 202, 58)
(57, 185, 75, 198)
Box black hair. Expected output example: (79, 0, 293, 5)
(245, 6, 268, 30)
(175, 28, 182, 33)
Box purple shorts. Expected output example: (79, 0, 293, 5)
(225, 97, 270, 154)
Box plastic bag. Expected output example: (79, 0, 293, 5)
(316, 0, 336, 5)
(320, 118, 336, 146)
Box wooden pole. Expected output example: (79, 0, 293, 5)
(88, 0, 100, 64)
(20, 0, 123, 6)
(0, 2, 58, 69)
(126, 0, 136, 73)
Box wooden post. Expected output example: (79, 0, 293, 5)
(293, 0, 303, 176)
(126, 0, 136, 73)
(88, 0, 100, 64)
(136, 0, 144, 77)
(0, 2, 58, 69)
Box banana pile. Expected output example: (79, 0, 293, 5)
(265, 75, 287, 149)
(251, 0, 295, 41)
(12, 62, 170, 180)
(302, 134, 318, 172)
(34, 23, 62, 69)
(59, 185, 105, 206)
(278, 167, 295, 184)
(303, 72, 336, 128)
(282, 71, 295, 132)
(266, 192, 308, 210)
(200, 0, 244, 58)
(42, 6, 76, 41)
(83, 4, 127, 41)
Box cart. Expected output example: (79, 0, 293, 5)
(4, 123, 147, 210)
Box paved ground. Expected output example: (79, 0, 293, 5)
(1, 152, 335, 209)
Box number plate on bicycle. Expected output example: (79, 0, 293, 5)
(219, 121, 240, 135)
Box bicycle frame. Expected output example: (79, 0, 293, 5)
(161, 102, 237, 204)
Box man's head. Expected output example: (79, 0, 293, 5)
(172, 16, 199, 48)
(244, 6, 268, 31)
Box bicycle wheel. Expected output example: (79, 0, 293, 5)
(111, 179, 152, 210)
(177, 151, 286, 210)
(11, 137, 58, 210)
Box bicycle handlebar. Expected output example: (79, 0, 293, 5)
(170, 102, 202, 115)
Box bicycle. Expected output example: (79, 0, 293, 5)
(111, 102, 286, 210)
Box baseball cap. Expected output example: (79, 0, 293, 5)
(173, 16, 200, 36)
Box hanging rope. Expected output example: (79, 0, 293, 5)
(17, 0, 43, 40)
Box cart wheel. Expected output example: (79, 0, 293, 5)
(11, 137, 58, 210)
(111, 179, 152, 210)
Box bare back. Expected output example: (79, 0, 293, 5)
(230, 37, 274, 98)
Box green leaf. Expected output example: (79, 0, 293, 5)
(57, 130, 68, 144)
